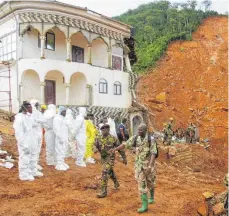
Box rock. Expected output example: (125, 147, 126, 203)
(212, 203, 225, 215)
(202, 192, 214, 200)
(197, 204, 207, 216)
(168, 146, 177, 157)
(148, 99, 163, 104)
(220, 107, 228, 112)
(189, 108, 194, 111)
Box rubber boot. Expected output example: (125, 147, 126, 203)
(148, 189, 155, 204)
(137, 193, 148, 213)
(97, 186, 107, 198)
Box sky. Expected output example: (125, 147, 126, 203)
(58, 0, 228, 17)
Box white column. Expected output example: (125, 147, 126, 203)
(66, 38, 71, 62)
(86, 84, 91, 106)
(124, 54, 132, 72)
(40, 82, 46, 104)
(108, 47, 112, 69)
(19, 35, 23, 59)
(65, 83, 70, 105)
(19, 82, 23, 104)
(87, 44, 92, 64)
(40, 35, 46, 59)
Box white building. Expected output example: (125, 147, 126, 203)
(0, 0, 134, 115)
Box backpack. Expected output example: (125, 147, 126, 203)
(133, 135, 159, 159)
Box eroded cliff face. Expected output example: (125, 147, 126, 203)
(137, 16, 228, 155)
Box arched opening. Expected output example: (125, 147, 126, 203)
(22, 70, 40, 101)
(91, 37, 108, 68)
(99, 78, 108, 94)
(114, 81, 122, 95)
(44, 27, 66, 61)
(23, 27, 40, 59)
(69, 72, 87, 105)
(71, 32, 89, 63)
(45, 70, 65, 105)
(132, 115, 142, 136)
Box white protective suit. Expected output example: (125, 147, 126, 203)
(30, 99, 46, 173)
(43, 104, 56, 166)
(13, 112, 36, 181)
(75, 107, 87, 167)
(65, 109, 77, 158)
(108, 117, 117, 137)
(53, 106, 69, 171)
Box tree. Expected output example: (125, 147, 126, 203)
(201, 0, 212, 11)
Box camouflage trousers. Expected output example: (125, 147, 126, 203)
(100, 163, 118, 187)
(165, 135, 172, 145)
(135, 167, 156, 195)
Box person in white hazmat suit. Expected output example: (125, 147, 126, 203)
(43, 104, 56, 166)
(108, 114, 117, 137)
(30, 99, 46, 174)
(53, 106, 69, 171)
(75, 107, 87, 167)
(13, 101, 38, 181)
(65, 108, 77, 158)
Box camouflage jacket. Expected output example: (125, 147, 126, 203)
(95, 134, 126, 167)
(124, 134, 157, 172)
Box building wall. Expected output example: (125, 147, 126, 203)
(23, 29, 66, 61)
(23, 29, 40, 59)
(0, 18, 16, 38)
(18, 59, 131, 109)
(91, 38, 108, 68)
(22, 70, 40, 101)
(0, 63, 19, 113)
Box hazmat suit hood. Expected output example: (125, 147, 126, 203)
(44, 104, 56, 119)
(58, 106, 66, 115)
(78, 107, 86, 117)
(30, 99, 39, 112)
(66, 109, 73, 121)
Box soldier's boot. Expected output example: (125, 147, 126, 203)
(137, 193, 148, 213)
(97, 186, 107, 198)
(114, 180, 120, 190)
(148, 189, 155, 204)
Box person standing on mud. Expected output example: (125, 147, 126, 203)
(164, 123, 173, 145)
(111, 123, 158, 213)
(95, 124, 127, 198)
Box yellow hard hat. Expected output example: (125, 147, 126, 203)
(170, 117, 174, 121)
(163, 123, 167, 126)
(41, 104, 47, 110)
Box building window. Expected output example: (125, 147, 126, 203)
(114, 81, 122, 95)
(0, 32, 16, 61)
(72, 45, 84, 63)
(38, 31, 55, 51)
(99, 79, 108, 94)
(112, 55, 122, 71)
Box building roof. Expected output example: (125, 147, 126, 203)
(0, 1, 132, 32)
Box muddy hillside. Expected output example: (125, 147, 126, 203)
(137, 16, 228, 158)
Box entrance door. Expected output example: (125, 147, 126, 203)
(45, 80, 56, 105)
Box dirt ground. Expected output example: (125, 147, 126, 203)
(0, 118, 227, 216)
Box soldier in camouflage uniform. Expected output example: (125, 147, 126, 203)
(95, 124, 127, 198)
(164, 123, 174, 145)
(186, 122, 196, 143)
(112, 123, 157, 213)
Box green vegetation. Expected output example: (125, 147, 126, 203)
(114, 0, 218, 73)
